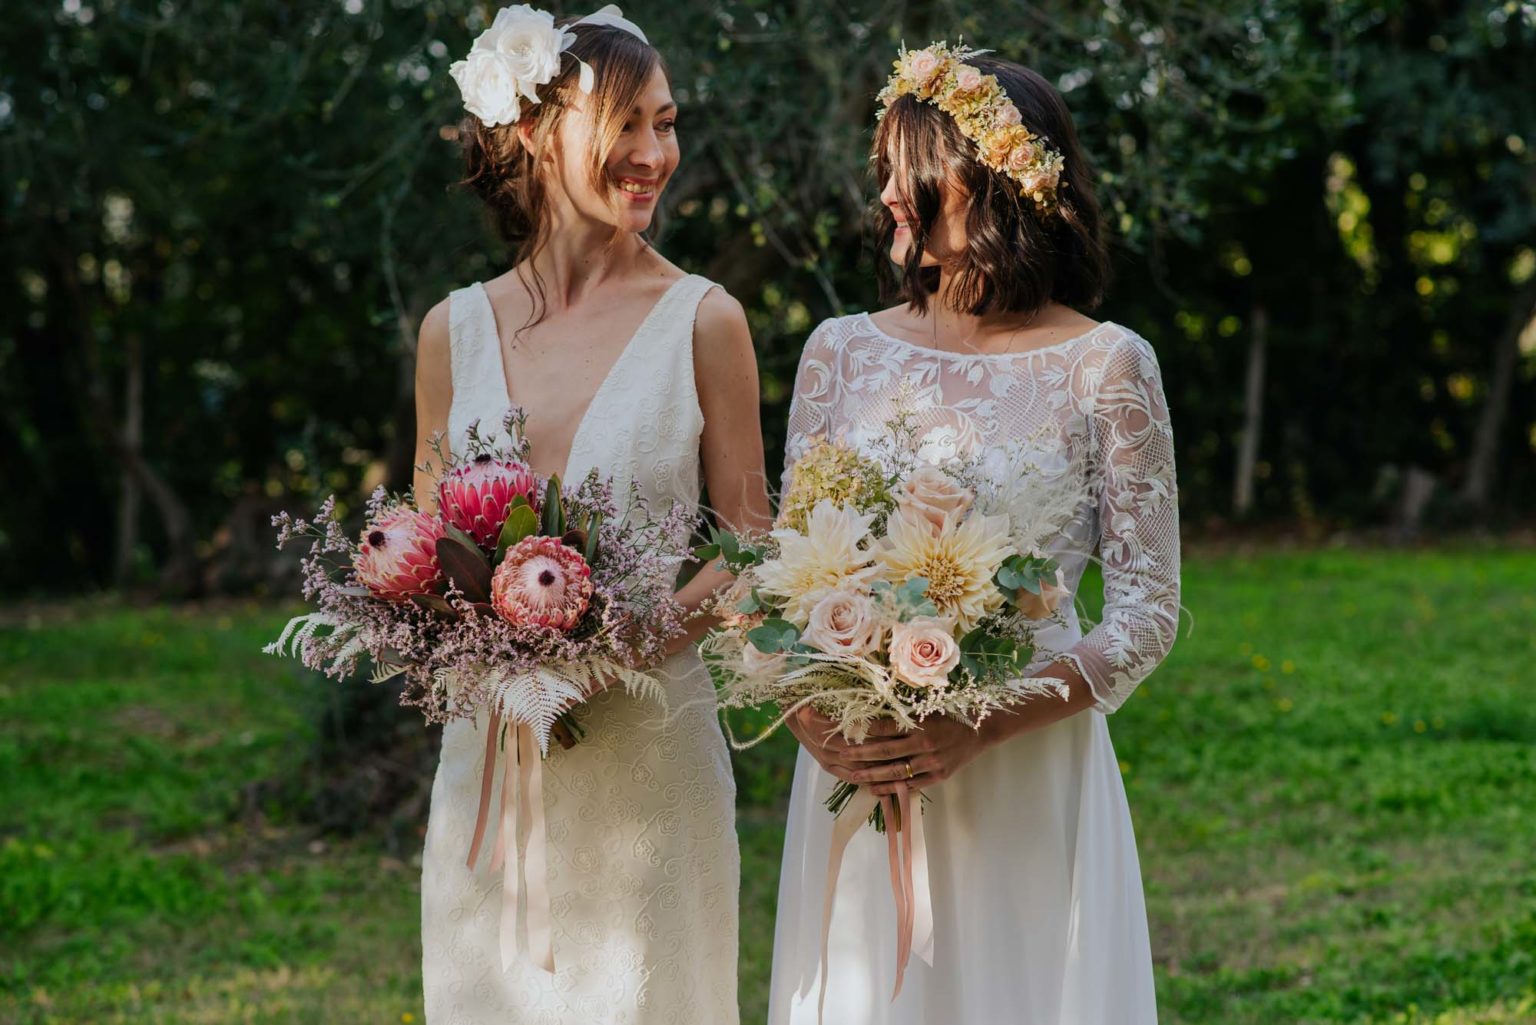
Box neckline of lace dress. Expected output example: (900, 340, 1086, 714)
(857, 311, 1119, 361)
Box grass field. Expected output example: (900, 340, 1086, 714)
(3, 548, 1535, 1024)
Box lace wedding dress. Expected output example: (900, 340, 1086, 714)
(767, 313, 1180, 1025)
(420, 275, 740, 1025)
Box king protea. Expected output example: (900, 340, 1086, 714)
(355, 508, 447, 600)
(491, 535, 594, 631)
(437, 454, 540, 548)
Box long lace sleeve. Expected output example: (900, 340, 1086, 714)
(781, 318, 843, 483)
(1059, 332, 1181, 713)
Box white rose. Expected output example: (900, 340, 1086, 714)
(802, 588, 885, 657)
(452, 5, 577, 125)
(896, 465, 974, 535)
(450, 51, 524, 127)
(888, 617, 960, 690)
(741, 641, 788, 678)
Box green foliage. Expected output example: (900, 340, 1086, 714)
(871, 576, 938, 619)
(695, 524, 769, 574)
(434, 535, 491, 604)
(0, 2, 1532, 593)
(745, 616, 800, 654)
(494, 500, 539, 562)
(956, 624, 1030, 680)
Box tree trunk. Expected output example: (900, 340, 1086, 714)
(1461, 282, 1536, 510)
(113, 333, 143, 587)
(1233, 302, 1269, 517)
(48, 238, 201, 595)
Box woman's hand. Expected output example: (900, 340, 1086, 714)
(838, 715, 995, 796)
(783, 706, 907, 784)
(826, 667, 1097, 795)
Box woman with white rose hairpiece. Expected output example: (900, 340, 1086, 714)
(414, 5, 770, 1023)
(769, 44, 1179, 1024)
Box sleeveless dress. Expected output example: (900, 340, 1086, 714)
(768, 314, 1180, 1025)
(420, 275, 740, 1025)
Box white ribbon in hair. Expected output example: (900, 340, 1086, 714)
(573, 4, 648, 44)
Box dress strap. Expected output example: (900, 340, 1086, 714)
(447, 283, 509, 432)
(631, 274, 718, 368)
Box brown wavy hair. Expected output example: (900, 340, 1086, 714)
(871, 57, 1109, 317)
(458, 19, 666, 328)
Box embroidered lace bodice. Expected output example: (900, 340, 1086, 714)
(783, 313, 1181, 712)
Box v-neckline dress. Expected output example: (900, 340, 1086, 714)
(419, 274, 741, 1025)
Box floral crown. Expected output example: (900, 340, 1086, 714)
(877, 41, 1066, 216)
(451, 4, 647, 129)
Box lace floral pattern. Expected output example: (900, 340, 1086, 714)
(784, 313, 1180, 712)
(420, 275, 740, 1025)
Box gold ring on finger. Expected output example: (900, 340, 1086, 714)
(905, 760, 914, 779)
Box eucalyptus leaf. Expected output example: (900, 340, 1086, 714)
(747, 617, 801, 654)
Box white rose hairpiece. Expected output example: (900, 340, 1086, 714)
(877, 41, 1066, 215)
(450, 4, 648, 128)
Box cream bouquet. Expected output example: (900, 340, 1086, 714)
(698, 426, 1071, 827)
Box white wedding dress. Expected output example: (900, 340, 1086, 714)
(768, 313, 1180, 1025)
(420, 275, 740, 1025)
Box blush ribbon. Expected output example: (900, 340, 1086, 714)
(817, 785, 934, 1021)
(466, 709, 556, 974)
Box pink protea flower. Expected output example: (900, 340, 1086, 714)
(491, 535, 594, 631)
(355, 508, 447, 600)
(437, 454, 540, 548)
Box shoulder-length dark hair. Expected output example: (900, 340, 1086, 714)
(871, 57, 1109, 317)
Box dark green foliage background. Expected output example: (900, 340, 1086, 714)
(1, 1, 1533, 593)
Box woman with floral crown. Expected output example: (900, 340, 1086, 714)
(413, 6, 769, 1022)
(768, 44, 1179, 1024)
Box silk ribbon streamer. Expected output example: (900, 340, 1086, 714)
(466, 711, 555, 974)
(816, 785, 934, 1022)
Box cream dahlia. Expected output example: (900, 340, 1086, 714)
(877, 506, 1013, 632)
(355, 508, 447, 600)
(491, 535, 593, 631)
(437, 455, 540, 548)
(756, 500, 880, 627)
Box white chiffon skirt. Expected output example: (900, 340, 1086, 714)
(767, 708, 1157, 1025)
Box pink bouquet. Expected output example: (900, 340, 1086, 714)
(265, 413, 694, 972)
(265, 413, 693, 749)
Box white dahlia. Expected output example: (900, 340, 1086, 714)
(756, 500, 879, 627)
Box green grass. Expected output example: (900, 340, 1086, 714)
(2, 549, 1534, 1024)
